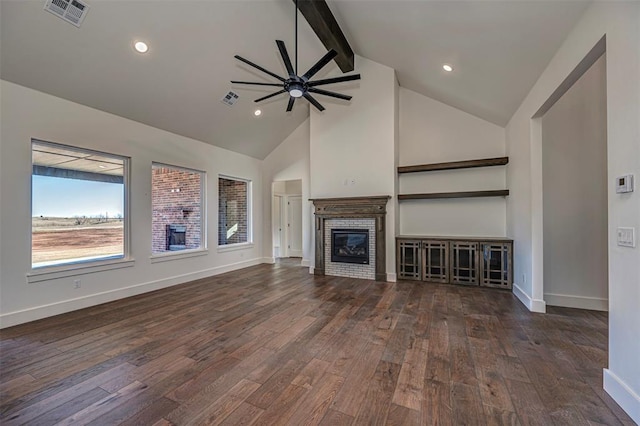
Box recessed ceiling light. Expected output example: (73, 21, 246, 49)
(98, 165, 107, 169)
(254, 109, 262, 116)
(134, 41, 149, 53)
(443, 64, 453, 72)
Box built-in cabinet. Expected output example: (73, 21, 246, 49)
(397, 236, 513, 290)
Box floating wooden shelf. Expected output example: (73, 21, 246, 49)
(398, 190, 509, 200)
(398, 156, 509, 174)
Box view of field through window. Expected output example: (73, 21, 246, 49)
(31, 141, 126, 268)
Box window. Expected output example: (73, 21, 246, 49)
(31, 140, 128, 269)
(218, 176, 251, 246)
(152, 163, 205, 255)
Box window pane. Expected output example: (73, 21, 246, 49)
(31, 140, 126, 268)
(218, 177, 249, 245)
(152, 164, 204, 254)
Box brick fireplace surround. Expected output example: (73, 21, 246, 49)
(310, 196, 391, 281)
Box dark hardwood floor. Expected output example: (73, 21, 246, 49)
(0, 260, 634, 425)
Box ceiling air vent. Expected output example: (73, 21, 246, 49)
(44, 0, 90, 28)
(221, 91, 239, 107)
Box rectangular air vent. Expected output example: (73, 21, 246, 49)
(221, 91, 240, 107)
(44, 0, 90, 28)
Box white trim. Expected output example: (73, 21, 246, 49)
(27, 258, 135, 283)
(301, 259, 311, 267)
(149, 249, 208, 263)
(604, 369, 640, 424)
(386, 272, 397, 282)
(262, 257, 275, 264)
(2, 257, 262, 329)
(217, 242, 255, 253)
(544, 293, 608, 311)
(309, 266, 315, 274)
(513, 283, 546, 313)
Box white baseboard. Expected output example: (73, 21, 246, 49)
(262, 257, 275, 264)
(604, 369, 640, 424)
(513, 283, 546, 313)
(301, 259, 311, 267)
(0, 257, 263, 329)
(386, 272, 397, 282)
(309, 266, 315, 274)
(544, 293, 608, 311)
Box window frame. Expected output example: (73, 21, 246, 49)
(217, 174, 253, 250)
(150, 162, 207, 262)
(28, 139, 132, 282)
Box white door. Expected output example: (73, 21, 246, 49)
(273, 195, 283, 258)
(287, 196, 303, 257)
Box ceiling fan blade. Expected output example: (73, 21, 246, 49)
(303, 93, 325, 111)
(231, 81, 283, 87)
(307, 74, 361, 87)
(234, 55, 286, 82)
(254, 90, 287, 103)
(286, 97, 295, 112)
(301, 50, 338, 81)
(276, 40, 295, 78)
(308, 87, 352, 101)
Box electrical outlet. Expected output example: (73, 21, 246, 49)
(73, 279, 81, 289)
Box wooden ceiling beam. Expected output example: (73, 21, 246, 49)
(294, 0, 355, 73)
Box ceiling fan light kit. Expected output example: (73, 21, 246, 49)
(231, 0, 360, 112)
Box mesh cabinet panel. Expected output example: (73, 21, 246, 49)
(450, 241, 479, 285)
(422, 240, 449, 283)
(397, 240, 421, 280)
(480, 242, 512, 289)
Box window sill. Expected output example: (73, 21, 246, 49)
(27, 257, 135, 283)
(217, 242, 254, 253)
(150, 249, 209, 263)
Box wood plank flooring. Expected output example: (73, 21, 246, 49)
(0, 259, 634, 425)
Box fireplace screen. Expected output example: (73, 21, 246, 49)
(331, 229, 369, 264)
(166, 224, 186, 251)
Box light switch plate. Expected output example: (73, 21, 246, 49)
(617, 227, 636, 247)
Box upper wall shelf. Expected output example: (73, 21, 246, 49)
(398, 190, 509, 200)
(398, 156, 509, 174)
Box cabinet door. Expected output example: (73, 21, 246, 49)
(422, 240, 449, 283)
(480, 242, 512, 289)
(397, 240, 421, 280)
(450, 241, 479, 285)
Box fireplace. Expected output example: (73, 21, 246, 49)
(310, 196, 391, 281)
(331, 229, 369, 264)
(166, 224, 186, 251)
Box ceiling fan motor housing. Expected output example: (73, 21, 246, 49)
(285, 79, 305, 98)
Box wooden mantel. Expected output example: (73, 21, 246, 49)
(310, 196, 391, 281)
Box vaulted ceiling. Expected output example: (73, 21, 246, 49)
(1, 1, 590, 159)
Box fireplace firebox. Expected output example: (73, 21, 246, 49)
(331, 229, 369, 264)
(166, 224, 186, 251)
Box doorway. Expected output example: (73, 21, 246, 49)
(272, 179, 303, 259)
(540, 53, 608, 310)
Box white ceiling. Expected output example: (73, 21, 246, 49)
(1, 0, 590, 159)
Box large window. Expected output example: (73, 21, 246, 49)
(151, 163, 205, 255)
(218, 176, 251, 246)
(31, 140, 128, 269)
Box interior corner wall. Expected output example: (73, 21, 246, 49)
(505, 2, 640, 421)
(262, 118, 311, 265)
(0, 80, 263, 328)
(542, 54, 608, 311)
(309, 56, 397, 279)
(398, 87, 507, 237)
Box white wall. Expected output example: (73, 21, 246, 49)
(399, 88, 507, 237)
(506, 3, 640, 421)
(542, 54, 608, 311)
(309, 56, 398, 279)
(262, 118, 312, 266)
(0, 80, 263, 328)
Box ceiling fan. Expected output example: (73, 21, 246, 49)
(231, 0, 360, 112)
